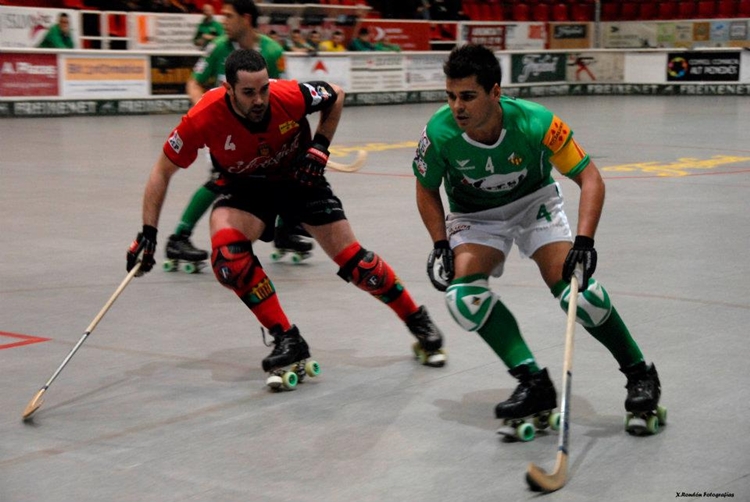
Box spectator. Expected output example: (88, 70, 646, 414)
(319, 30, 346, 52)
(267, 29, 282, 45)
(38, 13, 74, 49)
(307, 29, 322, 52)
(193, 4, 224, 49)
(347, 27, 376, 51)
(375, 33, 401, 52)
(285, 28, 315, 54)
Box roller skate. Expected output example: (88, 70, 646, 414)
(406, 306, 446, 367)
(495, 366, 559, 442)
(163, 233, 208, 274)
(622, 362, 667, 435)
(270, 223, 313, 264)
(261, 325, 321, 391)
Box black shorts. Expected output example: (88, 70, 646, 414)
(212, 178, 347, 241)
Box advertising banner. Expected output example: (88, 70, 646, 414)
(405, 53, 447, 90)
(0, 53, 58, 97)
(349, 53, 405, 92)
(505, 23, 547, 50)
(602, 22, 657, 48)
(666, 51, 740, 82)
(511, 53, 566, 84)
(151, 55, 200, 95)
(463, 24, 507, 51)
(0, 6, 80, 48)
(129, 12, 203, 51)
(549, 23, 591, 50)
(285, 55, 351, 90)
(566, 52, 625, 82)
(62, 55, 149, 97)
(359, 20, 430, 51)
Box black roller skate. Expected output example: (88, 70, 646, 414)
(622, 362, 667, 435)
(495, 366, 559, 442)
(261, 325, 320, 391)
(270, 222, 313, 264)
(163, 233, 208, 274)
(406, 306, 446, 367)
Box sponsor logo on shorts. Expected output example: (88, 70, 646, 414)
(303, 83, 330, 106)
(168, 130, 183, 153)
(448, 223, 471, 237)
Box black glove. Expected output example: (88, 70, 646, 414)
(127, 225, 157, 275)
(427, 240, 454, 292)
(295, 139, 329, 186)
(563, 235, 597, 287)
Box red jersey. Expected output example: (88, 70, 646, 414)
(163, 79, 336, 179)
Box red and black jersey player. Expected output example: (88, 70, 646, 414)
(127, 49, 446, 385)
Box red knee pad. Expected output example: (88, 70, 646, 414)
(336, 243, 403, 302)
(211, 229, 272, 300)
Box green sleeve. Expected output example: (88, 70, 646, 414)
(191, 44, 221, 86)
(413, 125, 446, 190)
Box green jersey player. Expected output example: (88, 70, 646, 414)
(413, 44, 664, 437)
(165, 0, 309, 271)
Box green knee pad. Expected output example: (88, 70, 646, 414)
(445, 276, 497, 331)
(558, 278, 612, 328)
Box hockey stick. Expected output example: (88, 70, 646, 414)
(526, 272, 580, 493)
(327, 149, 368, 173)
(22, 262, 142, 422)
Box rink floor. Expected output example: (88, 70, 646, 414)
(1, 96, 749, 502)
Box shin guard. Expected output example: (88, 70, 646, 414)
(211, 228, 290, 330)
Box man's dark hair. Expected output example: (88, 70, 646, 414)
(224, 0, 259, 28)
(225, 49, 267, 86)
(443, 43, 502, 93)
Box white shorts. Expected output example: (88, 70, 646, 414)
(446, 182, 572, 277)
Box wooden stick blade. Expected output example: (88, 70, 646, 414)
(328, 150, 368, 172)
(22, 389, 46, 421)
(525, 453, 568, 493)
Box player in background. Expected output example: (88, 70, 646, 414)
(166, 0, 311, 271)
(413, 44, 662, 430)
(127, 49, 446, 387)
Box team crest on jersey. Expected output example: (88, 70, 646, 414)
(168, 130, 183, 153)
(461, 169, 527, 192)
(418, 128, 431, 157)
(279, 120, 299, 134)
(258, 142, 271, 157)
(507, 152, 523, 166)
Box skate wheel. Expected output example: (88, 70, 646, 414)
(549, 412, 561, 431)
(163, 260, 177, 272)
(425, 350, 446, 367)
(624, 412, 635, 431)
(270, 251, 283, 262)
(291, 253, 303, 264)
(267, 374, 283, 390)
(516, 422, 535, 442)
(183, 262, 197, 274)
(646, 414, 659, 434)
(304, 360, 321, 377)
(533, 414, 549, 430)
(656, 405, 667, 425)
(282, 371, 298, 389)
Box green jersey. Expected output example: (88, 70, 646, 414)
(413, 96, 590, 213)
(37, 24, 74, 49)
(192, 34, 285, 88)
(193, 18, 224, 48)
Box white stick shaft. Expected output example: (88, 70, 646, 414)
(40, 263, 141, 390)
(558, 274, 579, 456)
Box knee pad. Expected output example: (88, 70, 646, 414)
(558, 278, 612, 328)
(211, 228, 273, 301)
(337, 247, 403, 303)
(445, 277, 497, 331)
